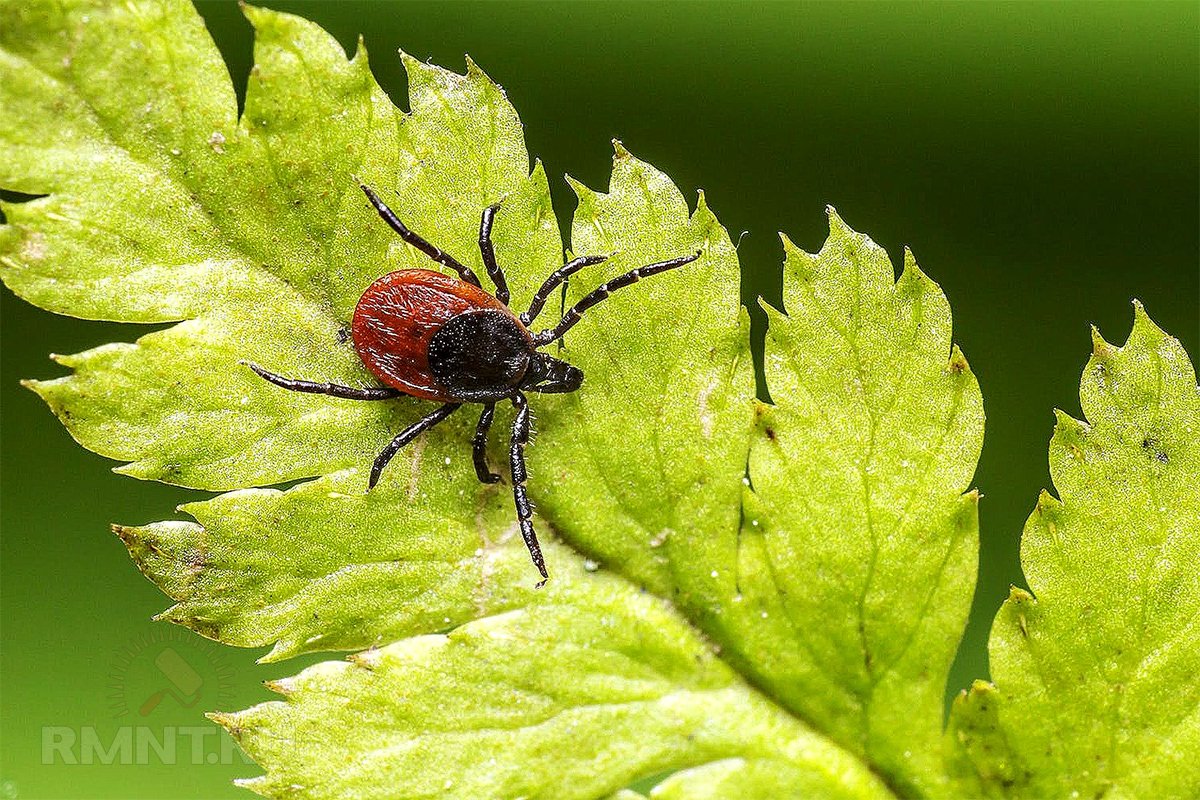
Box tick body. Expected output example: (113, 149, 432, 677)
(352, 270, 534, 403)
(247, 184, 700, 586)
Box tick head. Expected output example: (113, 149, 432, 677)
(524, 352, 583, 394)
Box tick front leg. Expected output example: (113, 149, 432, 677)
(472, 403, 501, 484)
(359, 183, 483, 288)
(533, 250, 702, 345)
(478, 203, 510, 305)
(510, 393, 549, 587)
(521, 254, 608, 326)
(369, 403, 462, 489)
(244, 362, 403, 401)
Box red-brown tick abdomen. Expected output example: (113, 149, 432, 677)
(351, 269, 529, 401)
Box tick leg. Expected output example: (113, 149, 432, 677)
(510, 393, 548, 587)
(244, 362, 402, 401)
(369, 403, 462, 490)
(478, 203, 510, 305)
(533, 251, 702, 345)
(472, 403, 501, 484)
(359, 183, 483, 288)
(521, 254, 608, 326)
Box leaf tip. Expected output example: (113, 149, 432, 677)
(206, 710, 244, 739)
(258, 641, 295, 664)
(397, 49, 423, 74)
(1006, 585, 1035, 605)
(1090, 324, 1116, 358)
(111, 523, 136, 543)
(612, 138, 631, 160)
(1052, 408, 1089, 442)
(899, 246, 930, 286)
(955, 678, 998, 710)
(232, 776, 270, 795)
(1128, 297, 1170, 345)
(824, 204, 847, 233)
(948, 344, 971, 375)
(348, 648, 383, 670)
(778, 231, 818, 275)
(151, 605, 183, 624)
(239, 1, 271, 29)
(1035, 487, 1060, 510)
(564, 173, 596, 205)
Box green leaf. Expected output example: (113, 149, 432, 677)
(3, 0, 559, 488)
(218, 545, 892, 800)
(741, 216, 984, 797)
(3, 2, 999, 797)
(948, 303, 1200, 798)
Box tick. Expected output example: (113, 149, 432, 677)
(246, 184, 700, 586)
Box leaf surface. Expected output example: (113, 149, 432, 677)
(2, 2, 995, 798)
(3, 0, 559, 488)
(221, 544, 892, 800)
(949, 304, 1200, 798)
(735, 217, 984, 797)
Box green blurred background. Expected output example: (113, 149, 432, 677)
(2, 1, 1196, 796)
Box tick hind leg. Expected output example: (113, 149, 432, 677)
(244, 362, 403, 401)
(472, 403, 501, 484)
(369, 403, 462, 490)
(509, 393, 549, 587)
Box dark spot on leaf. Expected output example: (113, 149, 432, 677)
(189, 618, 221, 638)
(184, 547, 209, 571)
(764, 426, 776, 441)
(1141, 436, 1169, 463)
(948, 349, 969, 374)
